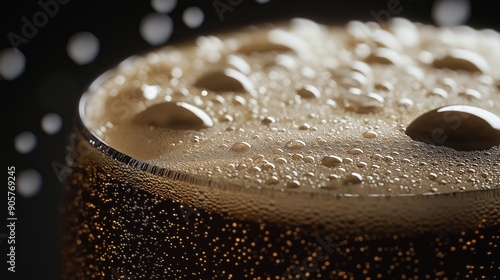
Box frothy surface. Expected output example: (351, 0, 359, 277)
(85, 18, 500, 195)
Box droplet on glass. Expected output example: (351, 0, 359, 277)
(133, 102, 214, 130)
(405, 105, 500, 151)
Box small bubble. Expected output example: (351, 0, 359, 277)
(432, 49, 490, 74)
(133, 102, 213, 130)
(398, 98, 414, 108)
(17, 169, 42, 198)
(427, 88, 449, 99)
(365, 48, 402, 65)
(291, 153, 304, 160)
(321, 155, 343, 168)
(231, 142, 251, 152)
(297, 85, 321, 99)
(363, 131, 378, 139)
(341, 88, 385, 114)
(194, 68, 253, 93)
(275, 157, 287, 164)
(0, 48, 26, 80)
(350, 60, 372, 78)
(140, 13, 174, 46)
(151, 0, 177, 13)
(14, 131, 37, 154)
(375, 81, 394, 92)
(285, 140, 306, 150)
(348, 148, 364, 155)
(343, 173, 363, 185)
(67, 32, 100, 65)
(266, 176, 279, 185)
(459, 88, 482, 100)
(232, 95, 247, 106)
(261, 116, 276, 125)
(298, 123, 310, 130)
(249, 166, 262, 174)
(286, 180, 301, 189)
(356, 162, 367, 168)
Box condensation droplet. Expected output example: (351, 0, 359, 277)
(14, 131, 37, 154)
(194, 68, 253, 93)
(231, 142, 251, 152)
(284, 140, 306, 150)
(133, 102, 213, 130)
(405, 105, 500, 151)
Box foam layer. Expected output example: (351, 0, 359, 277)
(84, 18, 500, 196)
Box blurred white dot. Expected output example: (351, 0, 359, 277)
(41, 113, 63, 135)
(432, 0, 471, 27)
(140, 13, 174, 46)
(17, 169, 42, 198)
(183, 7, 204, 29)
(14, 131, 37, 154)
(67, 32, 100, 65)
(0, 48, 26, 81)
(151, 0, 177, 13)
(256, 0, 271, 3)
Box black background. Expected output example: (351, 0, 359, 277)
(1, 0, 499, 279)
